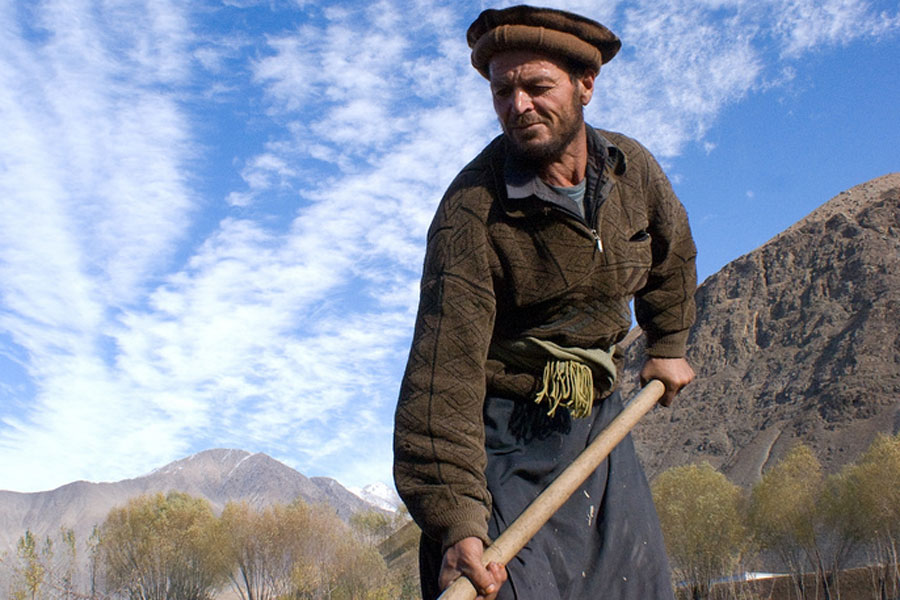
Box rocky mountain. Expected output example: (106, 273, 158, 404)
(0, 448, 385, 556)
(623, 173, 900, 487)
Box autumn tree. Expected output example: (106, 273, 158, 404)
(220, 500, 310, 600)
(287, 501, 378, 599)
(220, 499, 398, 600)
(97, 492, 229, 600)
(818, 468, 870, 598)
(748, 444, 824, 600)
(349, 510, 394, 546)
(327, 539, 397, 600)
(1, 527, 88, 600)
(47, 527, 79, 600)
(9, 530, 46, 600)
(87, 526, 105, 600)
(652, 463, 747, 600)
(61, 529, 77, 597)
(843, 433, 900, 600)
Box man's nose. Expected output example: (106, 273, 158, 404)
(511, 89, 533, 114)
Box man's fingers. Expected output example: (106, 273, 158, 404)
(440, 537, 508, 598)
(455, 559, 498, 597)
(466, 562, 506, 600)
(483, 562, 508, 599)
(439, 562, 501, 600)
(439, 538, 508, 600)
(470, 570, 496, 593)
(658, 388, 676, 407)
(640, 357, 694, 407)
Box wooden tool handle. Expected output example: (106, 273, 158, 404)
(438, 380, 666, 600)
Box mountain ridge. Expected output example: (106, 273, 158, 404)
(0, 448, 387, 556)
(623, 172, 900, 486)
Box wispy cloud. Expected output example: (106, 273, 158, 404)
(0, 0, 897, 493)
(769, 0, 900, 56)
(0, 0, 198, 487)
(595, 0, 897, 157)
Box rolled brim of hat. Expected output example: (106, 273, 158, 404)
(467, 5, 621, 79)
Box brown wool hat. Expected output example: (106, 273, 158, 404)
(466, 5, 621, 79)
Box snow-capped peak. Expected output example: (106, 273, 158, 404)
(350, 482, 402, 512)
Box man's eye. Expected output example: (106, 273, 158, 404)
(529, 85, 553, 95)
(492, 87, 511, 98)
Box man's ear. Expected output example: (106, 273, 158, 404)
(579, 69, 598, 105)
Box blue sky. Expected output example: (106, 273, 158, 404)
(1, 0, 898, 494)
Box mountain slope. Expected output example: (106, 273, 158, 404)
(624, 173, 900, 487)
(0, 448, 382, 555)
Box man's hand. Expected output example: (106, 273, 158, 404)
(640, 357, 695, 407)
(439, 537, 507, 600)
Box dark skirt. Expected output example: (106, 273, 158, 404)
(420, 391, 675, 600)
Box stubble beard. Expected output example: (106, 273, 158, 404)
(505, 96, 585, 168)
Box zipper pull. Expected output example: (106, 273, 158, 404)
(591, 229, 603, 252)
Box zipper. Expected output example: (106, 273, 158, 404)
(591, 229, 603, 252)
(539, 200, 604, 255)
(537, 175, 608, 255)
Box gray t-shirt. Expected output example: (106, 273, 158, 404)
(548, 178, 588, 219)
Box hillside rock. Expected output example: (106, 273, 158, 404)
(623, 173, 900, 487)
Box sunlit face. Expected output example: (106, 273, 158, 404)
(488, 50, 594, 165)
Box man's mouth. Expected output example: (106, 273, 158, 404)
(510, 118, 544, 130)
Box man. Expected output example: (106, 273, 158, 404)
(394, 6, 696, 599)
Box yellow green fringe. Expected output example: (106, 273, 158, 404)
(534, 359, 595, 419)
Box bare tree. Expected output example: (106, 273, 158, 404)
(819, 469, 869, 599)
(349, 510, 393, 547)
(220, 501, 311, 600)
(652, 462, 748, 600)
(9, 530, 46, 600)
(221, 499, 399, 600)
(844, 434, 900, 600)
(96, 492, 229, 600)
(748, 445, 823, 600)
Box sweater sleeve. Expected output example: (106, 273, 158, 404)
(631, 145, 697, 357)
(393, 185, 498, 552)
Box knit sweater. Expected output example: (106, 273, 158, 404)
(393, 127, 697, 551)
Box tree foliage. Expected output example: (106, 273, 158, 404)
(748, 444, 823, 599)
(221, 500, 313, 600)
(848, 434, 900, 542)
(221, 500, 399, 600)
(12, 530, 46, 600)
(96, 491, 229, 600)
(2, 527, 83, 600)
(842, 433, 900, 599)
(653, 462, 747, 600)
(349, 510, 394, 546)
(818, 467, 870, 597)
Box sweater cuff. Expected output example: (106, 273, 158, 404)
(645, 328, 689, 358)
(440, 515, 492, 555)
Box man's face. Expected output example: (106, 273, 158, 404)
(488, 50, 594, 165)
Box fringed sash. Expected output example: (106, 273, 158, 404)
(489, 337, 617, 418)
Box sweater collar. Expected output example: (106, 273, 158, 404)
(497, 125, 626, 218)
